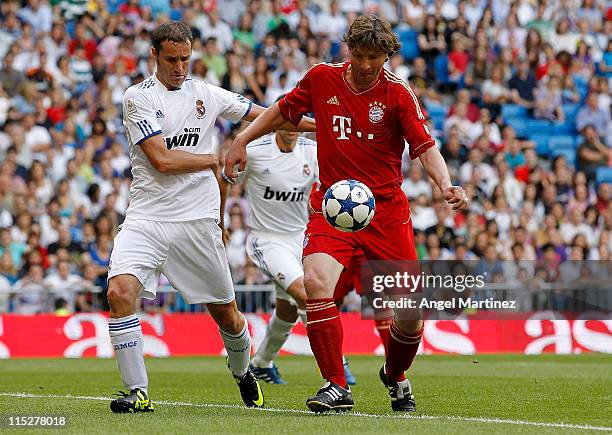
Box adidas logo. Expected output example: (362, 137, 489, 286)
(327, 96, 339, 105)
(156, 110, 164, 119)
(263, 168, 271, 175)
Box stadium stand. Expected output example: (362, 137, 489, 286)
(0, 0, 611, 314)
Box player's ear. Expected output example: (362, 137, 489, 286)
(151, 47, 157, 58)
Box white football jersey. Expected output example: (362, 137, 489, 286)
(122, 74, 251, 222)
(240, 133, 318, 234)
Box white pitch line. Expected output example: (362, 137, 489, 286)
(1, 392, 610, 432)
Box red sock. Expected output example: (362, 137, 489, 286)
(375, 318, 392, 357)
(385, 320, 424, 382)
(306, 298, 346, 387)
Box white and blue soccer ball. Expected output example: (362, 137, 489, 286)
(322, 179, 375, 232)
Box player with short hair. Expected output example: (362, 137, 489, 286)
(221, 124, 359, 385)
(225, 15, 468, 413)
(107, 21, 314, 413)
(221, 127, 317, 384)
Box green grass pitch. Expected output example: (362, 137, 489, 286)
(0, 354, 610, 434)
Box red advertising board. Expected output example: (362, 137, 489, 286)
(0, 312, 610, 358)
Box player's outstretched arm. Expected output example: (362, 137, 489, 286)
(419, 146, 469, 211)
(140, 134, 218, 174)
(224, 103, 286, 181)
(244, 103, 316, 133)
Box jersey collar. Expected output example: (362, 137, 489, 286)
(152, 71, 183, 91)
(342, 61, 382, 95)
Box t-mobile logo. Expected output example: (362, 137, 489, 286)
(332, 116, 374, 141)
(332, 116, 352, 140)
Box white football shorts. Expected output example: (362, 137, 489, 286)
(108, 218, 234, 304)
(246, 230, 304, 303)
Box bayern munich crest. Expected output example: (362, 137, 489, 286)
(368, 101, 385, 123)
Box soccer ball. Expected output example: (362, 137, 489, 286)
(322, 179, 375, 232)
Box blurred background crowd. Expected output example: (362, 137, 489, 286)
(0, 0, 610, 314)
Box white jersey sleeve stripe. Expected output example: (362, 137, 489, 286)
(243, 99, 253, 118)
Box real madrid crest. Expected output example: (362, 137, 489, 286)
(303, 163, 310, 176)
(368, 101, 386, 124)
(195, 99, 206, 119)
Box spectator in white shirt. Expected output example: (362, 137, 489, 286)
(44, 259, 85, 311)
(18, 114, 51, 168)
(315, 1, 347, 42)
(197, 8, 234, 53)
(402, 163, 432, 200)
(460, 147, 498, 196)
(444, 102, 480, 146)
(0, 273, 10, 312)
(560, 208, 597, 246)
(12, 264, 46, 314)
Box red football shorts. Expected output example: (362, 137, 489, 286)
(334, 250, 365, 302)
(304, 194, 418, 268)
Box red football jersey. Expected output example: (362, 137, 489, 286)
(278, 61, 435, 211)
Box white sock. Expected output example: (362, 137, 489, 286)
(220, 313, 251, 377)
(297, 309, 307, 326)
(252, 312, 295, 368)
(109, 314, 148, 392)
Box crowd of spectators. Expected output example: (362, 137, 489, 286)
(0, 0, 610, 314)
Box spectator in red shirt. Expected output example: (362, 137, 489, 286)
(448, 35, 469, 84)
(68, 21, 98, 64)
(446, 89, 480, 122)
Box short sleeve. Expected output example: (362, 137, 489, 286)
(397, 85, 435, 160)
(278, 66, 315, 125)
(209, 84, 252, 123)
(123, 87, 162, 145)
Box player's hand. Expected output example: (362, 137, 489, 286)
(224, 135, 249, 182)
(442, 186, 469, 211)
(217, 220, 230, 246)
(221, 227, 230, 246)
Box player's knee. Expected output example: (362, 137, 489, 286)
(107, 283, 137, 312)
(394, 318, 424, 335)
(303, 270, 329, 298)
(276, 299, 298, 323)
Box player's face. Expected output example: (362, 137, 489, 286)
(153, 40, 192, 90)
(349, 47, 388, 87)
(276, 130, 299, 147)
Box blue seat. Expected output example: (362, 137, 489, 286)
(563, 103, 580, 119)
(574, 135, 584, 147)
(596, 167, 612, 185)
(434, 55, 451, 85)
(501, 104, 528, 122)
(426, 102, 448, 119)
(431, 115, 445, 130)
(506, 118, 528, 138)
(602, 52, 612, 78)
(525, 119, 552, 135)
(398, 29, 420, 61)
(548, 135, 576, 150)
(551, 148, 576, 167)
(554, 121, 577, 135)
(530, 134, 550, 156)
